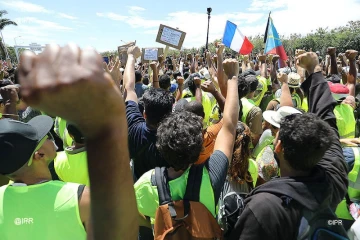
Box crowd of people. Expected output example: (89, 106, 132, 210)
(0, 41, 359, 240)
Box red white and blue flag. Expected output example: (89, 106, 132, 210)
(222, 20, 253, 55)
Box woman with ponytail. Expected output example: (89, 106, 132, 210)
(224, 122, 258, 193)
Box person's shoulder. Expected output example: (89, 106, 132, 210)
(134, 169, 155, 190)
(249, 106, 262, 117)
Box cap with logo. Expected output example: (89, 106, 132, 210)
(0, 116, 53, 175)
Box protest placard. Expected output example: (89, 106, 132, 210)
(141, 48, 164, 63)
(117, 41, 136, 65)
(156, 25, 186, 50)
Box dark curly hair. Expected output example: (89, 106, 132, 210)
(237, 76, 250, 121)
(156, 111, 203, 171)
(279, 113, 335, 171)
(228, 122, 252, 184)
(143, 88, 174, 127)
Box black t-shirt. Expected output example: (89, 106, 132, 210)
(126, 100, 169, 178)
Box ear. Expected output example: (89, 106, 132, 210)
(33, 151, 44, 161)
(274, 139, 282, 154)
(143, 110, 147, 119)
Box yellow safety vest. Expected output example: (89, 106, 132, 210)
(336, 147, 360, 220)
(253, 77, 268, 107)
(275, 93, 302, 109)
(302, 97, 308, 112)
(334, 104, 356, 139)
(241, 98, 255, 124)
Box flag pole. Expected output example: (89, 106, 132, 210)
(264, 11, 271, 44)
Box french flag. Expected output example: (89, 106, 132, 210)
(222, 21, 253, 55)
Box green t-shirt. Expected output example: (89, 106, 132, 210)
(135, 167, 215, 224)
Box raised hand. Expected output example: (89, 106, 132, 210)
(104, 58, 121, 86)
(216, 43, 225, 55)
(194, 76, 201, 86)
(223, 58, 240, 79)
(19, 44, 124, 137)
(277, 72, 288, 84)
(327, 47, 336, 56)
(0, 84, 19, 103)
(127, 46, 141, 58)
(345, 50, 358, 61)
(297, 52, 319, 74)
(201, 80, 216, 94)
(295, 49, 306, 57)
(177, 76, 184, 85)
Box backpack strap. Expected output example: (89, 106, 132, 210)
(154, 167, 177, 219)
(184, 164, 204, 202)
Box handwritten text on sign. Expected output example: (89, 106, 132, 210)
(144, 49, 158, 61)
(160, 27, 182, 46)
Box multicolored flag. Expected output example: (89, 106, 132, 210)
(264, 17, 288, 61)
(222, 20, 253, 55)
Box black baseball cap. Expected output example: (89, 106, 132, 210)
(0, 115, 53, 175)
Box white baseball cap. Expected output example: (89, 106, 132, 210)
(263, 106, 302, 128)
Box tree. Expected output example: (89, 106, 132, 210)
(0, 10, 17, 59)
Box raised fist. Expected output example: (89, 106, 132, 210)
(201, 80, 216, 94)
(345, 50, 358, 61)
(327, 47, 336, 56)
(258, 54, 266, 63)
(277, 72, 288, 84)
(0, 84, 19, 103)
(217, 43, 225, 55)
(243, 55, 249, 62)
(295, 49, 306, 57)
(127, 46, 141, 58)
(297, 52, 319, 73)
(177, 76, 184, 85)
(194, 76, 201, 86)
(223, 59, 240, 79)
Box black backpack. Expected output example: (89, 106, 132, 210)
(217, 179, 253, 238)
(256, 190, 350, 240)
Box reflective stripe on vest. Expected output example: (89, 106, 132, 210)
(241, 98, 255, 124)
(334, 104, 356, 139)
(0, 181, 86, 240)
(275, 93, 301, 108)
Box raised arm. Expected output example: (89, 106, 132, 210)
(214, 59, 240, 161)
(327, 47, 339, 75)
(258, 54, 267, 78)
(277, 72, 293, 107)
(175, 76, 184, 102)
(298, 51, 347, 207)
(201, 80, 226, 112)
(124, 46, 142, 103)
(19, 45, 138, 240)
(150, 61, 159, 89)
(216, 44, 227, 98)
(194, 76, 202, 103)
(345, 50, 358, 97)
